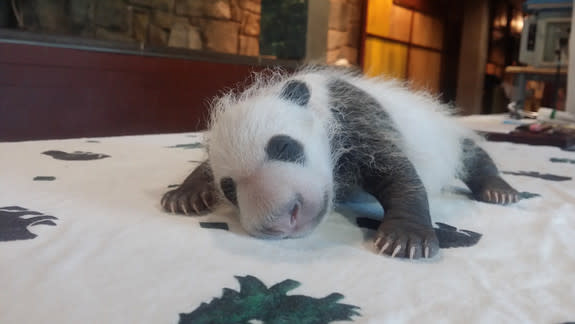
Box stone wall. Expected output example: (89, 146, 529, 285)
(14, 0, 362, 62)
(17, 0, 261, 56)
(326, 0, 362, 66)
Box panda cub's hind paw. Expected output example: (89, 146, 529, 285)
(479, 189, 519, 205)
(475, 176, 519, 205)
(374, 219, 439, 260)
(161, 186, 217, 216)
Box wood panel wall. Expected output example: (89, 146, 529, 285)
(0, 42, 272, 142)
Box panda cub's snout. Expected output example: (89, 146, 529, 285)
(242, 181, 327, 240)
(262, 191, 329, 239)
(256, 193, 303, 238)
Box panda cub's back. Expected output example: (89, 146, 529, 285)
(297, 69, 475, 196)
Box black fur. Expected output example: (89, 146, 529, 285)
(220, 177, 238, 206)
(161, 161, 218, 215)
(328, 78, 439, 259)
(280, 80, 311, 106)
(316, 191, 330, 224)
(460, 139, 519, 204)
(265, 135, 306, 164)
(460, 138, 499, 191)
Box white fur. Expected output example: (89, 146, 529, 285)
(206, 68, 335, 236)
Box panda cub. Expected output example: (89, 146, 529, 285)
(161, 66, 519, 260)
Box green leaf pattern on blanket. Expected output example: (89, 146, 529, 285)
(550, 158, 575, 164)
(179, 275, 361, 324)
(42, 150, 110, 161)
(167, 143, 205, 149)
(199, 222, 229, 230)
(33, 176, 56, 181)
(502, 171, 572, 182)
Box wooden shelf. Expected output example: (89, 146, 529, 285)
(505, 66, 568, 76)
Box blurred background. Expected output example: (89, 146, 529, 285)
(0, 0, 573, 140)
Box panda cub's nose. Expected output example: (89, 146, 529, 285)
(262, 196, 302, 237)
(288, 199, 300, 228)
(277, 198, 301, 232)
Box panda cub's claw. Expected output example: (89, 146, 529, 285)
(474, 175, 519, 205)
(374, 219, 439, 260)
(481, 189, 519, 205)
(161, 187, 216, 216)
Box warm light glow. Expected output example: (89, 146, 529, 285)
(511, 14, 524, 34)
(499, 15, 508, 28)
(493, 13, 508, 28)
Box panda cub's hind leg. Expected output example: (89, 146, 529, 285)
(460, 139, 519, 205)
(161, 161, 218, 215)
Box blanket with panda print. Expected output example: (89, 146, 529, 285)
(1, 115, 574, 324)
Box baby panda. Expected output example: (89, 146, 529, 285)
(161, 66, 519, 260)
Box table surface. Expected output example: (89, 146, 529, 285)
(459, 113, 575, 151)
(458, 114, 533, 133)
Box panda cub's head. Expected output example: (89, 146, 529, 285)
(207, 78, 334, 239)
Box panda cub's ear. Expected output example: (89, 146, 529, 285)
(280, 80, 310, 107)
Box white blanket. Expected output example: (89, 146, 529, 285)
(1, 116, 574, 324)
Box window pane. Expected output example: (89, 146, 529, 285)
(366, 0, 412, 42)
(411, 12, 443, 50)
(408, 48, 441, 93)
(260, 0, 309, 60)
(364, 37, 408, 79)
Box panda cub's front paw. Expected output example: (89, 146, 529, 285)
(161, 186, 217, 216)
(374, 219, 439, 259)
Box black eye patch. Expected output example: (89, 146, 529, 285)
(220, 177, 238, 206)
(265, 135, 305, 164)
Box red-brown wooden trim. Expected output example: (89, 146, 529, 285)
(0, 42, 281, 141)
